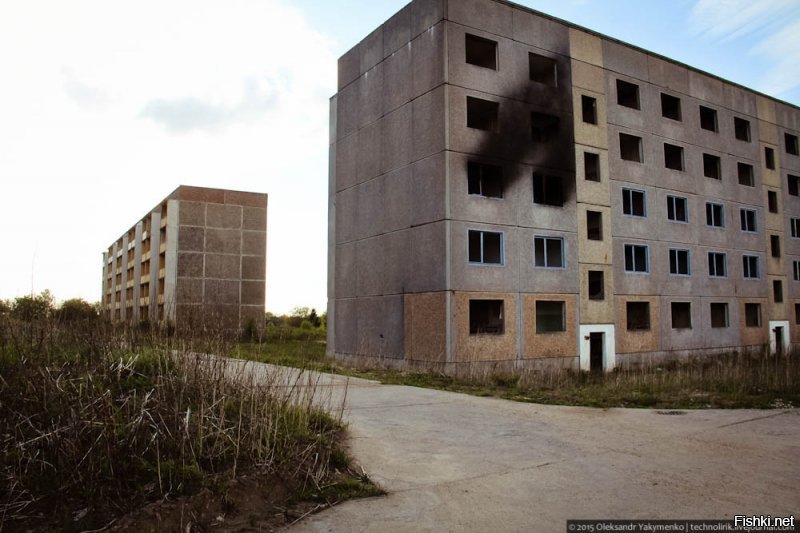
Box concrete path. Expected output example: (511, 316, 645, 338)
(269, 367, 800, 533)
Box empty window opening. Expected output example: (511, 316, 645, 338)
(532, 173, 563, 206)
(738, 163, 755, 187)
(664, 143, 684, 171)
(531, 112, 560, 142)
(669, 248, 690, 276)
(667, 195, 688, 223)
(468, 230, 503, 264)
(745, 303, 761, 327)
(661, 93, 681, 121)
(708, 252, 727, 278)
(765, 147, 776, 170)
(770, 234, 781, 258)
(740, 208, 757, 232)
(624, 244, 649, 273)
(534, 236, 564, 268)
(700, 105, 718, 132)
(619, 133, 643, 162)
(767, 190, 779, 213)
(734, 117, 751, 142)
(466, 96, 499, 131)
(626, 301, 650, 330)
(468, 162, 503, 198)
(469, 300, 504, 334)
(786, 133, 799, 156)
(465, 34, 497, 69)
(794, 261, 800, 282)
(529, 53, 557, 86)
(743, 255, 760, 279)
(616, 79, 640, 109)
(536, 301, 566, 333)
(791, 218, 800, 238)
(671, 302, 692, 329)
(584, 152, 600, 182)
(703, 153, 721, 180)
(710, 303, 729, 328)
(706, 202, 724, 228)
(581, 95, 597, 124)
(796, 304, 800, 325)
(587, 210, 603, 241)
(788, 174, 800, 196)
(773, 280, 783, 303)
(622, 188, 646, 217)
(588, 271, 604, 300)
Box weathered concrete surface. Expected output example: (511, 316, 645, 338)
(285, 369, 800, 532)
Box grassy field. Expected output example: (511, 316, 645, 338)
(0, 302, 381, 531)
(233, 339, 800, 410)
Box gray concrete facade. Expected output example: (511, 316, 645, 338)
(328, 0, 800, 371)
(101, 185, 268, 333)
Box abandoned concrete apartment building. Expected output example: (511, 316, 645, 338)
(101, 186, 268, 331)
(328, 0, 800, 371)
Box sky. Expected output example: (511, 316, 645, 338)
(0, 0, 798, 314)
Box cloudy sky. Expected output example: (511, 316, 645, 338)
(0, 0, 798, 314)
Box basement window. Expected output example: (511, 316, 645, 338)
(536, 300, 566, 333)
(529, 53, 557, 86)
(469, 300, 504, 335)
(588, 271, 604, 300)
(622, 188, 646, 217)
(661, 93, 681, 121)
(706, 202, 724, 228)
(771, 235, 781, 258)
(532, 173, 563, 206)
(743, 255, 760, 279)
(619, 133, 643, 162)
(708, 252, 727, 278)
(788, 174, 800, 196)
(703, 153, 721, 180)
(468, 162, 503, 198)
(786, 133, 799, 155)
(737, 163, 754, 187)
(734, 117, 751, 142)
(587, 210, 603, 241)
(667, 195, 688, 223)
(671, 302, 692, 329)
(468, 230, 503, 265)
(773, 280, 783, 303)
(584, 152, 600, 182)
(531, 112, 560, 142)
(664, 143, 684, 171)
(624, 244, 649, 273)
(699, 105, 718, 132)
(534, 236, 565, 268)
(740, 208, 757, 232)
(582, 95, 597, 124)
(626, 301, 650, 331)
(745, 303, 761, 327)
(768, 190, 779, 213)
(765, 147, 775, 170)
(669, 248, 690, 276)
(466, 96, 499, 131)
(465, 34, 497, 70)
(616, 79, 640, 109)
(710, 303, 729, 328)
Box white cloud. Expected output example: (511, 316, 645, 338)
(688, 0, 800, 98)
(0, 0, 337, 314)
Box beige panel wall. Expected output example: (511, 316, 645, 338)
(615, 295, 661, 354)
(452, 292, 517, 362)
(570, 28, 615, 326)
(522, 294, 577, 358)
(405, 292, 447, 362)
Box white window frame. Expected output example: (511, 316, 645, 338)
(742, 254, 760, 279)
(708, 251, 727, 278)
(669, 248, 691, 276)
(624, 243, 649, 274)
(468, 229, 504, 266)
(533, 235, 566, 269)
(740, 208, 757, 233)
(667, 195, 688, 223)
(622, 188, 647, 217)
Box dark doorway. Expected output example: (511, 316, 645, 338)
(589, 332, 604, 372)
(774, 326, 784, 356)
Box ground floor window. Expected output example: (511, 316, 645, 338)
(536, 300, 565, 333)
(469, 299, 504, 334)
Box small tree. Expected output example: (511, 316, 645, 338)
(11, 291, 54, 322)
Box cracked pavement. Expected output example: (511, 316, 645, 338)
(230, 363, 800, 532)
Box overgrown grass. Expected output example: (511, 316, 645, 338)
(0, 314, 374, 530)
(233, 339, 800, 409)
